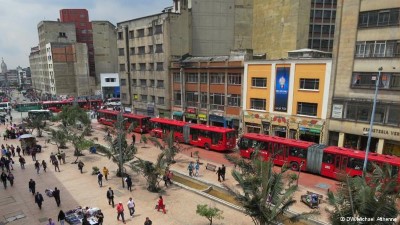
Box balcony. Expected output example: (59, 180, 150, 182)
(210, 104, 224, 111)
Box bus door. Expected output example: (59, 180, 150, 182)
(334, 155, 348, 179)
(273, 143, 286, 166)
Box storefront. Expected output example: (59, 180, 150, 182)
(198, 113, 207, 125)
(299, 127, 321, 143)
(209, 114, 225, 127)
(245, 122, 261, 133)
(185, 108, 197, 123)
(158, 109, 170, 119)
(261, 121, 270, 135)
(147, 104, 155, 117)
(135, 108, 148, 116)
(272, 125, 287, 137)
(172, 111, 183, 121)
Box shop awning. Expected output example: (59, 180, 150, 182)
(173, 111, 183, 117)
(309, 128, 321, 134)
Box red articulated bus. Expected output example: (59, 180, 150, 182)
(96, 109, 151, 133)
(76, 99, 103, 110)
(149, 118, 237, 151)
(238, 133, 400, 182)
(41, 100, 72, 112)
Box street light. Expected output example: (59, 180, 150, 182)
(362, 67, 383, 176)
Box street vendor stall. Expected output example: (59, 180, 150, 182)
(19, 134, 41, 152)
(65, 207, 100, 225)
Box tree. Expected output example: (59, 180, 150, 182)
(148, 131, 188, 165)
(68, 131, 94, 163)
(23, 115, 46, 137)
(129, 152, 166, 192)
(48, 126, 69, 153)
(327, 164, 399, 225)
(224, 150, 317, 225)
(196, 204, 224, 225)
(57, 105, 91, 129)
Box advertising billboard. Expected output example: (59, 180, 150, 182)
(274, 67, 290, 112)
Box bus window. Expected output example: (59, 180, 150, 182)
(211, 132, 222, 145)
(226, 131, 236, 140)
(239, 138, 252, 149)
(322, 153, 334, 164)
(258, 141, 268, 151)
(347, 158, 363, 170)
(289, 147, 306, 159)
(391, 165, 399, 178)
(191, 129, 199, 140)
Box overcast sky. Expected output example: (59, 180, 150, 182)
(0, 0, 170, 69)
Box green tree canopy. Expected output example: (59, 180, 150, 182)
(57, 105, 90, 127)
(23, 115, 46, 137)
(196, 204, 224, 225)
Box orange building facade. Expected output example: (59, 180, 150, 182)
(243, 59, 332, 144)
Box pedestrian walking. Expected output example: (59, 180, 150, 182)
(188, 161, 194, 177)
(221, 164, 226, 181)
(167, 170, 173, 185)
(1, 171, 7, 189)
(58, 210, 66, 225)
(195, 161, 200, 176)
(61, 151, 66, 164)
(96, 209, 104, 225)
(57, 153, 62, 164)
(4, 158, 11, 172)
(29, 179, 36, 195)
(216, 167, 222, 182)
(34, 160, 40, 174)
(10, 145, 15, 157)
(53, 159, 60, 172)
(157, 196, 166, 214)
(125, 176, 132, 191)
(35, 192, 44, 209)
(46, 218, 55, 225)
(50, 152, 57, 164)
(19, 156, 25, 169)
(16, 146, 21, 156)
(144, 217, 153, 225)
(42, 160, 47, 172)
(107, 187, 115, 207)
(7, 171, 14, 186)
(31, 148, 37, 161)
(97, 172, 103, 187)
(53, 187, 61, 207)
(78, 160, 84, 173)
(127, 197, 135, 218)
(132, 134, 136, 145)
(163, 171, 169, 187)
(116, 202, 126, 224)
(103, 166, 109, 180)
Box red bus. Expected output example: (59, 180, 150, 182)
(41, 100, 72, 112)
(238, 133, 400, 181)
(76, 99, 103, 110)
(41, 99, 102, 112)
(96, 109, 151, 133)
(149, 118, 237, 151)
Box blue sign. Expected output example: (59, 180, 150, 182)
(274, 67, 290, 112)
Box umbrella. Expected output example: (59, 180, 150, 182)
(19, 134, 35, 139)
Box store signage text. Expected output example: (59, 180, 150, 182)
(363, 128, 400, 137)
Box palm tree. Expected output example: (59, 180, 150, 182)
(225, 150, 317, 225)
(129, 151, 166, 192)
(147, 131, 187, 165)
(48, 125, 69, 153)
(327, 164, 399, 225)
(23, 115, 46, 137)
(68, 131, 94, 163)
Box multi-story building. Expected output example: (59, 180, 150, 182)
(116, 1, 190, 115)
(252, 0, 337, 58)
(100, 73, 120, 99)
(170, 50, 251, 130)
(328, 0, 400, 155)
(243, 57, 332, 144)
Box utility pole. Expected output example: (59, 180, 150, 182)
(117, 111, 125, 188)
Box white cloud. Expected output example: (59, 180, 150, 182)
(0, 0, 170, 69)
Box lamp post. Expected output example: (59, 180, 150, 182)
(362, 67, 383, 176)
(117, 111, 127, 188)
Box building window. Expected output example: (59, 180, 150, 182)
(132, 79, 137, 86)
(186, 92, 199, 103)
(156, 62, 163, 71)
(387, 105, 400, 125)
(154, 25, 162, 34)
(355, 40, 400, 58)
(130, 63, 136, 71)
(137, 29, 144, 38)
(140, 79, 146, 87)
(173, 73, 181, 83)
(121, 93, 127, 101)
(138, 46, 145, 55)
(210, 73, 224, 84)
(148, 27, 153, 36)
(186, 73, 198, 83)
(155, 44, 163, 53)
(158, 97, 165, 105)
(139, 63, 146, 71)
(59, 32, 66, 37)
(299, 78, 319, 90)
(228, 73, 241, 85)
(210, 93, 225, 105)
(150, 95, 155, 102)
(200, 73, 208, 84)
(129, 30, 134, 39)
(105, 78, 116, 82)
(119, 64, 125, 72)
(200, 92, 207, 109)
(157, 80, 164, 88)
(117, 32, 123, 40)
(148, 45, 153, 54)
(118, 48, 124, 56)
(141, 95, 147, 102)
(120, 79, 126, 86)
(227, 94, 241, 107)
(358, 8, 400, 28)
(174, 91, 182, 106)
(149, 79, 155, 87)
(250, 98, 266, 110)
(148, 63, 154, 71)
(351, 72, 399, 90)
(251, 78, 267, 88)
(129, 48, 135, 55)
(297, 102, 318, 116)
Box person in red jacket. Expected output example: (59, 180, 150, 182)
(116, 202, 126, 223)
(157, 196, 166, 214)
